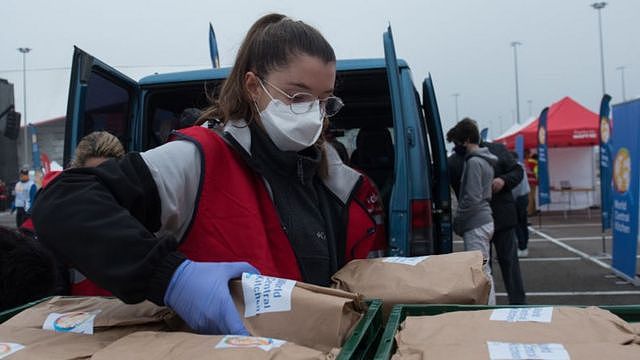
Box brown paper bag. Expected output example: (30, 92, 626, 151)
(632, 322, 640, 337)
(3, 296, 174, 334)
(395, 307, 637, 350)
(90, 331, 335, 360)
(391, 341, 640, 360)
(331, 251, 490, 315)
(0, 325, 120, 359)
(229, 277, 364, 352)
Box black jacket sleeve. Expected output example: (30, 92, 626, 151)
(483, 142, 522, 230)
(488, 142, 523, 191)
(31, 153, 187, 305)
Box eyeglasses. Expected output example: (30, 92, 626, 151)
(258, 77, 344, 117)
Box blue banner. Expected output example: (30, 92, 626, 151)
(537, 108, 551, 206)
(480, 127, 488, 142)
(29, 124, 41, 171)
(209, 23, 220, 68)
(611, 99, 640, 281)
(599, 94, 612, 231)
(515, 134, 524, 163)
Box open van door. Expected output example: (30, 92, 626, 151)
(383, 26, 411, 256)
(422, 76, 452, 254)
(64, 47, 139, 166)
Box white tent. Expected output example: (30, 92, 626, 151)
(493, 116, 537, 142)
(542, 146, 598, 212)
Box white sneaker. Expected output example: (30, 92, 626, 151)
(517, 249, 529, 258)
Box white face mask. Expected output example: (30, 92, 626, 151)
(259, 99, 324, 152)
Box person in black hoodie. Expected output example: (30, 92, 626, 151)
(448, 119, 526, 305)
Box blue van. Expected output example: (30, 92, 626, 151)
(63, 27, 452, 256)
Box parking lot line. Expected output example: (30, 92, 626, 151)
(518, 257, 581, 262)
(455, 236, 610, 245)
(529, 227, 612, 271)
(534, 223, 600, 229)
(553, 236, 611, 241)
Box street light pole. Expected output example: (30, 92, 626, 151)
(591, 2, 607, 95)
(511, 41, 522, 124)
(452, 93, 460, 121)
(17, 47, 31, 168)
(616, 66, 627, 101)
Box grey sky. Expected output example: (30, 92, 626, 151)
(1, 0, 638, 138)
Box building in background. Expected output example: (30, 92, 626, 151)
(17, 116, 66, 170)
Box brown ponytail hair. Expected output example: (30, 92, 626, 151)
(197, 13, 336, 125)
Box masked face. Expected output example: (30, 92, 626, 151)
(248, 54, 339, 152)
(258, 97, 324, 152)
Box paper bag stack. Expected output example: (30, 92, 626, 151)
(0, 296, 175, 359)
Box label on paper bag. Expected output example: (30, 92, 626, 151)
(215, 335, 286, 352)
(43, 310, 100, 334)
(487, 342, 569, 360)
(0, 343, 25, 359)
(382, 256, 429, 266)
(490, 307, 553, 323)
(241, 272, 296, 317)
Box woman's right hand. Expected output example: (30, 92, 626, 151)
(163, 259, 259, 335)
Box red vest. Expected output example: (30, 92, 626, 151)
(174, 126, 385, 279)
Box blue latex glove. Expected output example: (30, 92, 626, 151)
(164, 260, 258, 335)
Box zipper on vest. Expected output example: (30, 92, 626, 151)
(297, 158, 304, 185)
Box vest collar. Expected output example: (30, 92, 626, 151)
(223, 120, 361, 204)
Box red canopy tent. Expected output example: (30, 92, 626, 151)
(495, 96, 599, 149)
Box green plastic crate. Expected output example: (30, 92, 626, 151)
(0, 296, 382, 360)
(373, 304, 640, 360)
(0, 297, 51, 324)
(338, 299, 384, 360)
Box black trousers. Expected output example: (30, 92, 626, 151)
(16, 207, 28, 228)
(491, 227, 526, 304)
(515, 195, 529, 250)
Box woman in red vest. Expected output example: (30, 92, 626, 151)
(32, 14, 385, 336)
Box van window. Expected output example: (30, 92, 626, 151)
(83, 71, 131, 147)
(144, 82, 220, 149)
(330, 69, 394, 210)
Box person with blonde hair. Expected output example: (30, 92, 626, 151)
(69, 131, 125, 168)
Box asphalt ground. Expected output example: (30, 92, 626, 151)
(4, 209, 640, 306)
(452, 208, 640, 306)
(0, 211, 16, 229)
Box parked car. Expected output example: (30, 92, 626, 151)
(63, 27, 452, 256)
